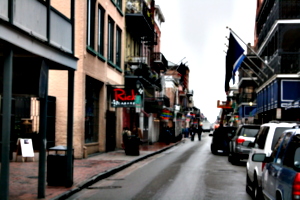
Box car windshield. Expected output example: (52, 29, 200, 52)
(240, 127, 259, 137)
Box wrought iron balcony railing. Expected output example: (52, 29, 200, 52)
(125, 0, 154, 38)
(257, 0, 300, 48)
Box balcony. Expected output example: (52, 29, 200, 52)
(257, 0, 300, 48)
(125, 0, 154, 38)
(0, 0, 73, 54)
(257, 52, 300, 86)
(127, 56, 148, 65)
(151, 52, 168, 73)
(237, 92, 257, 104)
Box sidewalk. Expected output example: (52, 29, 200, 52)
(8, 141, 179, 200)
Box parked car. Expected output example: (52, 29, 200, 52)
(228, 124, 261, 165)
(246, 121, 298, 199)
(251, 127, 300, 200)
(210, 125, 237, 155)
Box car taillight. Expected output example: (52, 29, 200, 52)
(293, 173, 300, 200)
(236, 137, 245, 144)
(262, 162, 266, 171)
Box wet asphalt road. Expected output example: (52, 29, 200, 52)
(67, 133, 253, 200)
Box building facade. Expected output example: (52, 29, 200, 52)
(50, 0, 125, 158)
(0, 0, 78, 198)
(234, 0, 300, 124)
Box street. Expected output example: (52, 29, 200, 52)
(66, 133, 252, 200)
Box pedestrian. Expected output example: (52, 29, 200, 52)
(122, 127, 131, 154)
(196, 125, 203, 141)
(190, 125, 196, 141)
(164, 126, 172, 144)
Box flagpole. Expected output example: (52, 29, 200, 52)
(223, 50, 264, 82)
(243, 60, 264, 82)
(227, 27, 274, 73)
(225, 40, 268, 78)
(245, 56, 268, 78)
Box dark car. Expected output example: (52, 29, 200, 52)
(210, 125, 237, 155)
(228, 124, 261, 164)
(251, 127, 300, 200)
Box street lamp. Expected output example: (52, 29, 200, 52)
(249, 102, 253, 106)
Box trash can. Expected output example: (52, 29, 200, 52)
(124, 135, 140, 156)
(47, 145, 73, 187)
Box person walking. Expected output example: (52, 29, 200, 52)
(190, 125, 196, 141)
(196, 125, 203, 141)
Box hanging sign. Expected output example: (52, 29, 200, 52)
(135, 95, 141, 113)
(111, 88, 144, 107)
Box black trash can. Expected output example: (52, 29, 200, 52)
(47, 145, 74, 187)
(124, 135, 140, 156)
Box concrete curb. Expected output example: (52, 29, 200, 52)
(52, 142, 179, 200)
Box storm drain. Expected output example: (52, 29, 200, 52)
(87, 186, 122, 189)
(27, 176, 38, 179)
(217, 169, 237, 173)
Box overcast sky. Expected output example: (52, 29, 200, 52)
(155, 0, 257, 122)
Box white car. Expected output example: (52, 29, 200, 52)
(246, 121, 298, 199)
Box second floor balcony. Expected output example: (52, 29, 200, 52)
(257, 0, 300, 48)
(125, 0, 154, 39)
(237, 92, 257, 104)
(257, 52, 300, 86)
(0, 0, 74, 55)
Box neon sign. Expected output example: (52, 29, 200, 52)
(114, 88, 135, 101)
(111, 88, 142, 107)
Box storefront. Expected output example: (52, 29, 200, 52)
(257, 78, 300, 122)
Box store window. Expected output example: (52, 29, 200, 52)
(85, 76, 100, 143)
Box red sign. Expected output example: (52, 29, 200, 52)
(111, 88, 138, 107)
(114, 88, 135, 101)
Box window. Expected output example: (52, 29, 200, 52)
(283, 133, 299, 168)
(116, 0, 122, 10)
(97, 5, 105, 55)
(107, 17, 114, 62)
(87, 0, 96, 48)
(116, 26, 122, 67)
(85, 76, 100, 143)
(256, 127, 269, 149)
(272, 127, 292, 150)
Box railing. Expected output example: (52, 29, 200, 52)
(125, 0, 153, 29)
(257, 52, 300, 86)
(257, 0, 300, 48)
(237, 92, 257, 104)
(0, 0, 73, 54)
(127, 56, 148, 64)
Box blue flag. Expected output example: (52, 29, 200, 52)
(226, 33, 246, 86)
